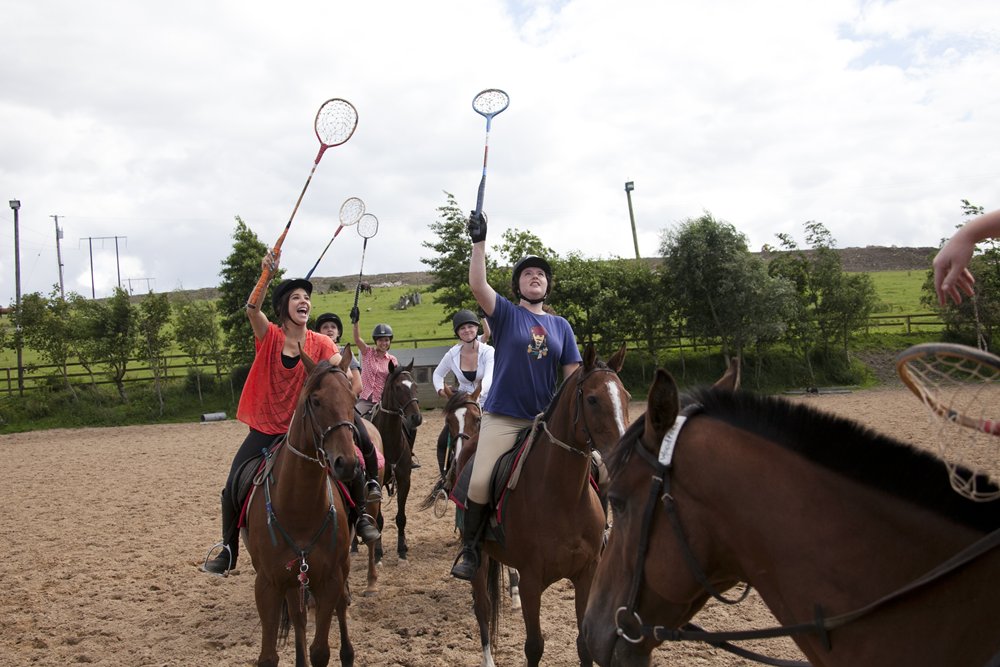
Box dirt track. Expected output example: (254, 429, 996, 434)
(0, 388, 968, 666)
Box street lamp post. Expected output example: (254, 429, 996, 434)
(9, 199, 23, 396)
(624, 181, 640, 260)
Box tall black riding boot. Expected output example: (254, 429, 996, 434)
(436, 426, 450, 478)
(350, 475, 381, 545)
(450, 501, 489, 581)
(203, 488, 239, 575)
(354, 413, 382, 502)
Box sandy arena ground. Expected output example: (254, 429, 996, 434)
(0, 385, 980, 666)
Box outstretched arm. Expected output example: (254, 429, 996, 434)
(934, 210, 1000, 305)
(246, 250, 277, 340)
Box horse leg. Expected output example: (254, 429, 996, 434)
(507, 567, 521, 610)
(334, 590, 355, 666)
(364, 540, 379, 596)
(308, 589, 333, 667)
(516, 574, 545, 667)
(471, 560, 497, 667)
(395, 470, 410, 562)
(572, 566, 598, 667)
(254, 577, 284, 667)
(281, 588, 311, 667)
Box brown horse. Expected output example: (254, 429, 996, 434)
(462, 343, 629, 667)
(243, 350, 366, 667)
(371, 359, 422, 562)
(584, 368, 1000, 667)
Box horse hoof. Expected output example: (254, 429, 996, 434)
(362, 589, 378, 597)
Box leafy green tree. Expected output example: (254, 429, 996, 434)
(16, 287, 78, 397)
(659, 212, 784, 359)
(490, 229, 556, 301)
(420, 193, 496, 319)
(173, 296, 224, 403)
(86, 287, 138, 401)
(137, 292, 172, 415)
(218, 217, 280, 369)
(67, 293, 102, 386)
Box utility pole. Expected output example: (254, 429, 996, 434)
(9, 199, 23, 396)
(624, 181, 640, 260)
(80, 235, 127, 297)
(51, 215, 65, 298)
(123, 277, 155, 294)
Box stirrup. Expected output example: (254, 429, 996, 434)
(202, 543, 233, 576)
(356, 513, 381, 545)
(450, 546, 480, 581)
(365, 479, 382, 502)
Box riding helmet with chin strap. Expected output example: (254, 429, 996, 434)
(511, 255, 553, 304)
(372, 323, 394, 340)
(314, 312, 343, 341)
(451, 309, 480, 336)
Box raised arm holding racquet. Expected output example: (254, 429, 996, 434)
(247, 98, 358, 308)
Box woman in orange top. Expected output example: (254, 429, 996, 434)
(202, 252, 380, 575)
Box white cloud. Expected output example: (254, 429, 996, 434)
(1, 0, 999, 304)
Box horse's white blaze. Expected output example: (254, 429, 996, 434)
(454, 406, 467, 436)
(604, 378, 627, 436)
(402, 379, 414, 390)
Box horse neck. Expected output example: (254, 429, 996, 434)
(273, 419, 335, 505)
(673, 423, 988, 620)
(534, 393, 592, 498)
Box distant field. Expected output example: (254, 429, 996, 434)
(865, 269, 933, 314)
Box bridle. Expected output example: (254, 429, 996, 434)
(448, 398, 482, 444)
(613, 409, 1000, 667)
(285, 365, 360, 473)
(381, 370, 420, 420)
(540, 365, 625, 459)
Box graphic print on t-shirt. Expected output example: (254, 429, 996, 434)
(527, 324, 548, 360)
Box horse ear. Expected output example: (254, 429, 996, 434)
(643, 369, 679, 452)
(607, 343, 627, 373)
(300, 342, 316, 374)
(471, 383, 482, 401)
(388, 360, 396, 375)
(583, 343, 597, 371)
(713, 356, 741, 391)
(405, 358, 414, 372)
(339, 344, 354, 373)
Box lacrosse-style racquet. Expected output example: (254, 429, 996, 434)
(896, 342, 1000, 500)
(351, 214, 379, 313)
(248, 98, 358, 306)
(305, 196, 366, 280)
(471, 88, 509, 217)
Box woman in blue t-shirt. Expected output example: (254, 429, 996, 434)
(450, 211, 582, 581)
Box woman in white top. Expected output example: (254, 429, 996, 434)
(432, 309, 494, 476)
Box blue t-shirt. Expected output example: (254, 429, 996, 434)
(484, 294, 582, 419)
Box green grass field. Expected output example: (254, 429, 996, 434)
(866, 269, 934, 314)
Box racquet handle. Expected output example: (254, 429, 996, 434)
(246, 229, 288, 308)
(475, 175, 487, 217)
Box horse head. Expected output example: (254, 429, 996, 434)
(384, 358, 422, 431)
(554, 342, 630, 459)
(295, 345, 362, 482)
(444, 386, 483, 470)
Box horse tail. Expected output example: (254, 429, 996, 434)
(417, 478, 446, 511)
(486, 556, 502, 647)
(278, 597, 291, 644)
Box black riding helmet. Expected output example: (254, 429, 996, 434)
(511, 255, 553, 304)
(314, 312, 343, 341)
(271, 278, 313, 320)
(372, 323, 394, 340)
(452, 309, 480, 336)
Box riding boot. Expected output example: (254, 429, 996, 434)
(203, 488, 239, 575)
(450, 501, 489, 581)
(350, 475, 381, 545)
(436, 426, 449, 478)
(354, 413, 382, 502)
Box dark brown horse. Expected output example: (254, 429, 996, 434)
(584, 368, 1000, 667)
(243, 350, 367, 667)
(463, 343, 629, 667)
(371, 359, 422, 562)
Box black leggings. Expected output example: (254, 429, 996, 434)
(437, 426, 450, 477)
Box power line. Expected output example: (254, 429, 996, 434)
(79, 235, 127, 298)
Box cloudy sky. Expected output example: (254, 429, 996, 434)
(2, 0, 999, 304)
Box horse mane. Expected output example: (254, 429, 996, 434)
(684, 387, 1000, 532)
(444, 390, 473, 413)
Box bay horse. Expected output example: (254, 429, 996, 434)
(461, 343, 629, 667)
(243, 350, 370, 667)
(583, 368, 1000, 667)
(371, 359, 422, 562)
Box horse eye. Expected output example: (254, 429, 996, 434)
(587, 395, 598, 406)
(607, 493, 625, 513)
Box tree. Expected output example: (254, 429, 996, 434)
(173, 296, 224, 403)
(16, 287, 78, 397)
(87, 287, 138, 401)
(137, 291, 173, 415)
(659, 212, 784, 359)
(218, 216, 280, 369)
(490, 229, 556, 301)
(420, 193, 494, 319)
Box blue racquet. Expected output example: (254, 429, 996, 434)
(471, 88, 509, 217)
